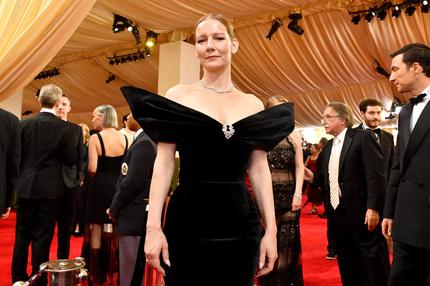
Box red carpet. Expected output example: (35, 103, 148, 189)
(0, 212, 83, 286)
(0, 203, 341, 285)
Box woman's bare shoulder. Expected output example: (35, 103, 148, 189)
(240, 92, 264, 113)
(165, 83, 196, 103)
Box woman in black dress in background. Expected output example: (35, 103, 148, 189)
(122, 13, 294, 286)
(84, 105, 128, 285)
(259, 95, 304, 286)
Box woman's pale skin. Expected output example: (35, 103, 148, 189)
(87, 110, 127, 176)
(289, 131, 304, 211)
(144, 18, 278, 276)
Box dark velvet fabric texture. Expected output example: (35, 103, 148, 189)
(121, 86, 294, 286)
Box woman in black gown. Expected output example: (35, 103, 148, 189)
(122, 14, 294, 286)
(259, 95, 305, 286)
(84, 105, 128, 285)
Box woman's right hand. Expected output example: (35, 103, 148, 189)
(144, 227, 171, 275)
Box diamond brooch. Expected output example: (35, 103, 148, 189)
(222, 124, 235, 139)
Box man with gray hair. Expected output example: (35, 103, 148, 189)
(314, 102, 390, 285)
(12, 84, 78, 285)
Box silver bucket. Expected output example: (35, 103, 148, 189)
(12, 257, 89, 286)
(43, 257, 88, 286)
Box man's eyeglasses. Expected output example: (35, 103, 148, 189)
(321, 115, 341, 123)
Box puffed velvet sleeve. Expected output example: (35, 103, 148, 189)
(234, 103, 295, 152)
(121, 86, 210, 143)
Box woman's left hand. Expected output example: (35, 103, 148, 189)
(257, 231, 277, 277)
(292, 194, 302, 211)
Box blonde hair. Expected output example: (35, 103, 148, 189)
(78, 123, 90, 145)
(265, 95, 288, 109)
(195, 13, 235, 39)
(94, 105, 118, 129)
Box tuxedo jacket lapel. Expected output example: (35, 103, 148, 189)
(404, 103, 430, 170)
(322, 140, 333, 185)
(400, 104, 412, 147)
(339, 129, 353, 173)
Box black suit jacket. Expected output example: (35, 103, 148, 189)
(318, 128, 386, 238)
(61, 122, 84, 189)
(0, 108, 20, 210)
(384, 102, 430, 249)
(109, 131, 156, 235)
(354, 123, 394, 182)
(16, 112, 78, 200)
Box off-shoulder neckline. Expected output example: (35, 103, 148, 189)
(134, 87, 289, 126)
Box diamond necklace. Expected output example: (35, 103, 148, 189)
(200, 80, 234, 94)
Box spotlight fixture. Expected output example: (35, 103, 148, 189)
(34, 67, 60, 80)
(405, 5, 416, 16)
(392, 5, 401, 18)
(145, 31, 158, 48)
(287, 13, 304, 36)
(373, 59, 391, 78)
(266, 18, 283, 40)
(107, 51, 146, 65)
(131, 26, 142, 46)
(112, 14, 133, 33)
(351, 14, 361, 24)
(349, 1, 427, 24)
(377, 9, 388, 20)
(105, 74, 116, 84)
(364, 10, 376, 22)
(422, 0, 429, 13)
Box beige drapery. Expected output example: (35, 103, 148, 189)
(0, 0, 96, 101)
(2, 0, 429, 127)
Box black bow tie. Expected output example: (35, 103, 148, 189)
(366, 128, 381, 135)
(410, 93, 427, 105)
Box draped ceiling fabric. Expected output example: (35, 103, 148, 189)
(1, 0, 429, 127)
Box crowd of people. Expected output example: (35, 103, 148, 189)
(1, 12, 430, 286)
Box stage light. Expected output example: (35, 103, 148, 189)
(266, 18, 283, 40)
(112, 14, 133, 33)
(145, 48, 151, 57)
(107, 51, 147, 65)
(351, 14, 361, 24)
(373, 59, 390, 78)
(377, 9, 387, 20)
(364, 10, 376, 22)
(145, 31, 158, 48)
(34, 67, 60, 80)
(105, 74, 116, 84)
(422, 1, 429, 13)
(405, 5, 416, 16)
(288, 13, 304, 35)
(392, 5, 401, 18)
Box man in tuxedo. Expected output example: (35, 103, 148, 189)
(12, 84, 78, 284)
(54, 95, 84, 259)
(107, 114, 156, 286)
(0, 108, 20, 220)
(356, 98, 394, 182)
(382, 43, 430, 285)
(317, 102, 389, 285)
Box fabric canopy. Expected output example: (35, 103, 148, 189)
(1, 0, 429, 128)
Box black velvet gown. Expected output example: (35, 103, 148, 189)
(121, 86, 294, 286)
